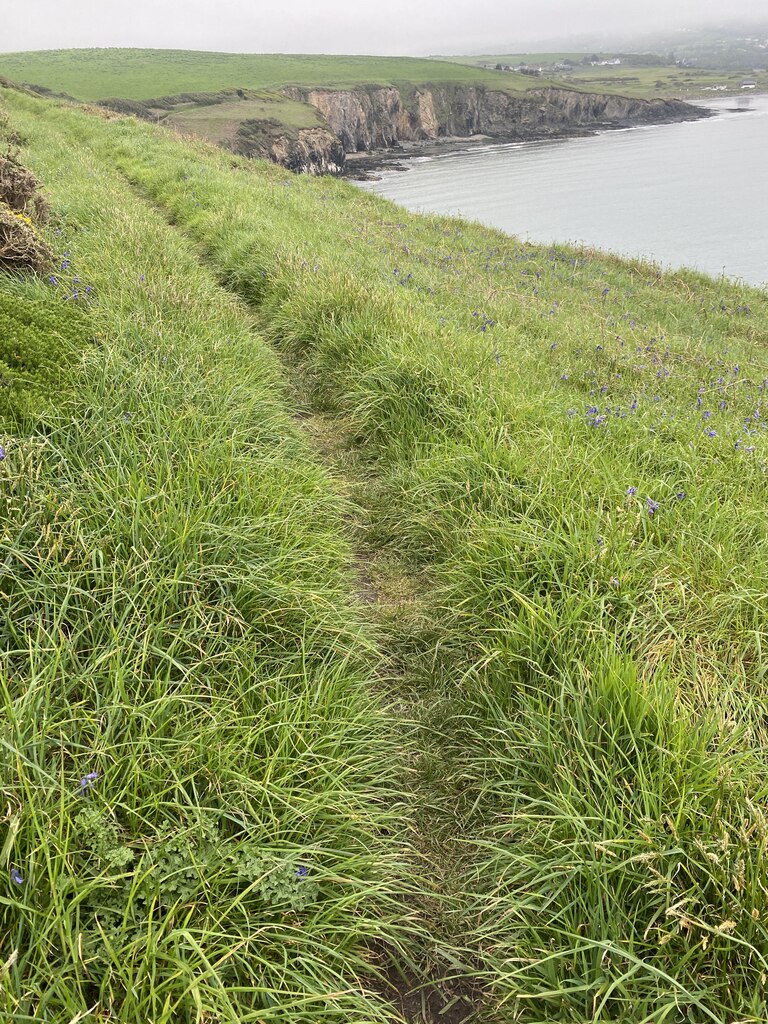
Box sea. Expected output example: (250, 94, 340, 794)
(357, 95, 768, 289)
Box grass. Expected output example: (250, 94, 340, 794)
(0, 48, 546, 102)
(3, 83, 768, 1022)
(0, 88, 417, 1023)
(163, 94, 324, 146)
(430, 55, 768, 98)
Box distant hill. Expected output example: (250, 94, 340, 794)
(0, 48, 540, 101)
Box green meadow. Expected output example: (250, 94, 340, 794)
(0, 48, 542, 101)
(431, 54, 768, 98)
(2, 76, 768, 1024)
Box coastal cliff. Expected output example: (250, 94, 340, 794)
(231, 120, 345, 175)
(99, 83, 707, 176)
(275, 84, 705, 173)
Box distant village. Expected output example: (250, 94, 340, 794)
(490, 56, 623, 76)
(483, 37, 768, 81)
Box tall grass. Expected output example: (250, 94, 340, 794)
(5, 88, 768, 1021)
(0, 91, 416, 1023)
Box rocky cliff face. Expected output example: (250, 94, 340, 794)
(230, 120, 345, 175)
(278, 84, 705, 172)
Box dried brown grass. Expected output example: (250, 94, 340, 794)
(0, 208, 53, 273)
(0, 153, 48, 221)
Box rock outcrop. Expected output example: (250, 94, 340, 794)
(231, 120, 345, 175)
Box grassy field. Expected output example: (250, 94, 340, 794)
(0, 48, 545, 101)
(163, 93, 324, 146)
(432, 54, 768, 97)
(3, 81, 768, 1023)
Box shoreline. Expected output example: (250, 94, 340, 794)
(344, 104, 715, 180)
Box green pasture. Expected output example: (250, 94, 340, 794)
(0, 48, 544, 102)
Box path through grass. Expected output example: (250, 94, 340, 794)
(0, 87, 422, 1023)
(5, 85, 768, 1022)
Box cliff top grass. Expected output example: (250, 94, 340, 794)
(4, 84, 768, 1021)
(164, 92, 326, 145)
(0, 47, 557, 102)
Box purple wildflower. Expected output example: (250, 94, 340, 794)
(626, 486, 638, 497)
(296, 865, 309, 880)
(646, 497, 660, 516)
(79, 772, 98, 794)
(705, 429, 717, 438)
(676, 491, 686, 500)
(11, 869, 23, 885)
(0, 444, 5, 461)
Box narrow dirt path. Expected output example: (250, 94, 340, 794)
(114, 171, 488, 1023)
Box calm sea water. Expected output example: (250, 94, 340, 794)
(358, 96, 768, 288)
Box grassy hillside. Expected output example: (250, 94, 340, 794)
(3, 82, 768, 1023)
(0, 48, 543, 101)
(432, 54, 768, 97)
(0, 88, 414, 1023)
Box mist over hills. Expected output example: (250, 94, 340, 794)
(454, 22, 768, 68)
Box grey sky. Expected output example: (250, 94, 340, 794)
(5, 0, 766, 55)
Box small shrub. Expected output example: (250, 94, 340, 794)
(0, 153, 48, 221)
(0, 207, 53, 273)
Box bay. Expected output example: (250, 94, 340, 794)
(358, 95, 768, 288)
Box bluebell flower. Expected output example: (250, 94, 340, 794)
(676, 491, 686, 500)
(79, 772, 98, 794)
(0, 444, 5, 461)
(705, 429, 717, 438)
(646, 497, 660, 516)
(626, 486, 638, 497)
(11, 869, 23, 885)
(295, 865, 309, 880)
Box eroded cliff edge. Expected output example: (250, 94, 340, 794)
(275, 84, 707, 174)
(99, 83, 709, 176)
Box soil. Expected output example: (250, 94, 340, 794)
(381, 968, 483, 1024)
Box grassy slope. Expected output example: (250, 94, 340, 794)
(0, 48, 545, 101)
(3, 87, 768, 1023)
(164, 94, 325, 145)
(82, 104, 768, 1021)
(0, 89, 415, 1023)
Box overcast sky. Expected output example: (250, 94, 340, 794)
(4, 0, 766, 55)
